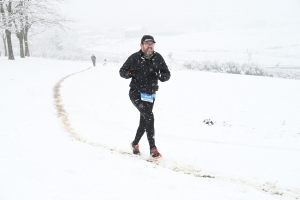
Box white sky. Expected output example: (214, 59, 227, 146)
(60, 0, 300, 31)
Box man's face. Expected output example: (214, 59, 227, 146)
(140, 40, 155, 55)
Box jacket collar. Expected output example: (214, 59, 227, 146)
(139, 49, 156, 60)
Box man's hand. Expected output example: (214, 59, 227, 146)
(150, 71, 159, 80)
(158, 73, 168, 81)
(128, 67, 136, 77)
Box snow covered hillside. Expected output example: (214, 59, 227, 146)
(1, 57, 300, 199)
(86, 26, 300, 68)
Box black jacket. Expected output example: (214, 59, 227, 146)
(119, 50, 171, 94)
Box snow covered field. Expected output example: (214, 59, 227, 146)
(1, 56, 300, 200)
(87, 26, 300, 68)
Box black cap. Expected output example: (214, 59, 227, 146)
(141, 35, 156, 44)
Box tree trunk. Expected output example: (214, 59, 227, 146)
(3, 37, 8, 57)
(2, 1, 14, 60)
(17, 30, 25, 58)
(24, 26, 30, 57)
(1, 33, 8, 57)
(0, 7, 7, 57)
(18, 36, 25, 58)
(5, 29, 15, 60)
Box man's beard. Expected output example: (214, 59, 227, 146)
(144, 48, 153, 55)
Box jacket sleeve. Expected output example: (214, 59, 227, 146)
(158, 55, 171, 82)
(119, 54, 135, 79)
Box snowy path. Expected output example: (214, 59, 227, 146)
(57, 61, 300, 199)
(0, 57, 298, 199)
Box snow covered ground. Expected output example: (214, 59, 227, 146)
(1, 56, 300, 200)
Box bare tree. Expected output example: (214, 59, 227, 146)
(0, 30, 8, 56)
(1, 0, 69, 59)
(13, 0, 26, 58)
(0, 0, 15, 60)
(24, 15, 30, 56)
(22, 0, 70, 57)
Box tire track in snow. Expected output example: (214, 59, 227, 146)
(53, 68, 300, 200)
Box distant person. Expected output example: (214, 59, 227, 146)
(91, 54, 96, 66)
(119, 35, 171, 159)
(103, 58, 107, 66)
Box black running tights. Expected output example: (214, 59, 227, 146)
(129, 89, 156, 149)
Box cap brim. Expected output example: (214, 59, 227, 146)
(144, 39, 156, 43)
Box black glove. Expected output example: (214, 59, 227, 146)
(128, 67, 136, 77)
(158, 73, 167, 81)
(158, 73, 163, 81)
(150, 71, 159, 80)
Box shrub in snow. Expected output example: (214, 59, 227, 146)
(203, 119, 214, 126)
(183, 61, 263, 75)
(182, 61, 300, 80)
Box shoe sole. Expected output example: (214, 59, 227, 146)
(151, 154, 162, 160)
(130, 143, 140, 155)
